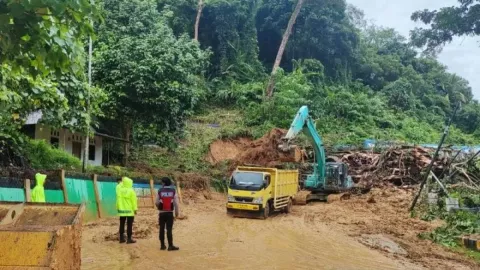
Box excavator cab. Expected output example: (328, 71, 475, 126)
(325, 162, 353, 190)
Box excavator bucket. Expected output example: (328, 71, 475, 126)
(293, 190, 310, 205)
(326, 193, 351, 203)
(0, 202, 85, 270)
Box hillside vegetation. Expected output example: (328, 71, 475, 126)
(1, 0, 480, 168)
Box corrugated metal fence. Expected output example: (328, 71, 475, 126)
(0, 171, 178, 222)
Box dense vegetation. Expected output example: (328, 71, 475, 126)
(2, 0, 480, 165)
(95, 0, 480, 148)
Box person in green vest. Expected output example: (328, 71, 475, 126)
(31, 173, 47, 203)
(116, 176, 137, 244)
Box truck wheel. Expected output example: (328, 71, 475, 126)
(262, 203, 270, 220)
(284, 199, 292, 214)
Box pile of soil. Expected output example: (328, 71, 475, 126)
(206, 138, 251, 165)
(206, 128, 301, 169)
(173, 173, 210, 190)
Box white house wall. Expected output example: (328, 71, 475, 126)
(93, 136, 103, 166)
(33, 124, 103, 166)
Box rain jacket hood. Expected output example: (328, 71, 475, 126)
(122, 177, 133, 188)
(32, 173, 47, 203)
(116, 177, 137, 216)
(36, 173, 46, 186)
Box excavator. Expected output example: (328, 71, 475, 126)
(279, 105, 354, 204)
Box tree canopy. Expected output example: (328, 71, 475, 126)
(0, 0, 102, 146)
(94, 0, 210, 148)
(411, 0, 480, 54)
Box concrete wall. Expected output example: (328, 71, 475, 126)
(33, 124, 103, 166)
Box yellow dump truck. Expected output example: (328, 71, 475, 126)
(226, 166, 299, 219)
(0, 202, 85, 270)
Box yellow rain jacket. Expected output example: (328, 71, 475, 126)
(116, 177, 137, 216)
(31, 173, 46, 203)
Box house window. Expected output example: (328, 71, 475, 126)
(89, 145, 95, 161)
(50, 137, 59, 148)
(50, 129, 60, 148)
(50, 129, 60, 137)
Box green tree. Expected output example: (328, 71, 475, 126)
(0, 0, 101, 145)
(257, 0, 359, 81)
(94, 0, 210, 157)
(411, 0, 480, 54)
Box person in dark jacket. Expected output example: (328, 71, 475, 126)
(155, 177, 180, 251)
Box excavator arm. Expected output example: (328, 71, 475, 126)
(280, 106, 325, 189)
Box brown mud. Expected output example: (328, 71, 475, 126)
(16, 208, 76, 226)
(206, 128, 301, 169)
(81, 191, 479, 270)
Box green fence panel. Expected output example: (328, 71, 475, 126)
(65, 178, 98, 222)
(97, 181, 118, 217)
(0, 187, 25, 202)
(45, 190, 65, 203)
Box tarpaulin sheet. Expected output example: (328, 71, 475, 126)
(96, 181, 118, 217)
(0, 187, 25, 202)
(45, 189, 65, 203)
(65, 178, 98, 221)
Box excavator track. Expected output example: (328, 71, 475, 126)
(293, 190, 311, 205)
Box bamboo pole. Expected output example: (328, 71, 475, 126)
(177, 180, 183, 204)
(24, 179, 31, 202)
(149, 178, 156, 209)
(61, 169, 69, 203)
(92, 174, 102, 218)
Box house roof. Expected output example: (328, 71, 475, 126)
(25, 111, 43, 125)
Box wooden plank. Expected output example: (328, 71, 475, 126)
(149, 178, 156, 209)
(92, 174, 102, 218)
(60, 170, 69, 203)
(177, 180, 183, 204)
(24, 179, 31, 202)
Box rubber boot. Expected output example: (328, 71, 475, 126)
(119, 234, 126, 243)
(168, 245, 179, 251)
(127, 238, 136, 244)
(160, 245, 167, 250)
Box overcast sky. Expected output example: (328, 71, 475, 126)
(347, 0, 480, 100)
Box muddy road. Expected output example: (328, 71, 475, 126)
(81, 192, 477, 270)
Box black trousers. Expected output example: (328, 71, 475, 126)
(119, 216, 134, 238)
(159, 212, 174, 246)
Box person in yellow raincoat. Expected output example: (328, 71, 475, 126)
(116, 177, 137, 244)
(31, 173, 47, 203)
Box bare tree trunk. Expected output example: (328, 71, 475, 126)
(265, 0, 305, 99)
(194, 0, 204, 41)
(123, 121, 131, 167)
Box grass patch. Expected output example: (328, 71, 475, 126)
(450, 246, 480, 263)
(131, 108, 253, 174)
(25, 139, 81, 170)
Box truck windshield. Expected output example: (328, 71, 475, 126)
(230, 172, 264, 191)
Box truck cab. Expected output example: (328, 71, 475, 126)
(227, 170, 271, 217)
(226, 167, 299, 219)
